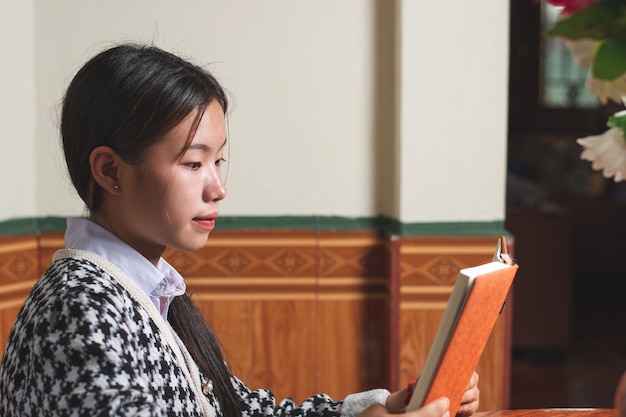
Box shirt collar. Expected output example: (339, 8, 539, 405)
(64, 217, 186, 299)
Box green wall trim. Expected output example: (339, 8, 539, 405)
(216, 215, 399, 232)
(0, 216, 506, 237)
(217, 216, 506, 236)
(0, 217, 68, 236)
(397, 220, 506, 236)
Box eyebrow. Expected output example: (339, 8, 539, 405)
(187, 137, 228, 152)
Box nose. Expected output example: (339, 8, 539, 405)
(203, 167, 227, 202)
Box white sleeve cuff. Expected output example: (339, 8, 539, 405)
(340, 389, 391, 417)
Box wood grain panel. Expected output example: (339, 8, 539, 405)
(398, 308, 444, 387)
(317, 231, 391, 398)
(194, 299, 254, 383)
(318, 298, 390, 399)
(251, 300, 317, 403)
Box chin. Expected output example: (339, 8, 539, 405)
(189, 234, 212, 251)
(171, 234, 210, 253)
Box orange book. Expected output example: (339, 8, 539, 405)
(406, 237, 518, 416)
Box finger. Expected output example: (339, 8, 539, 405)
(466, 371, 479, 390)
(461, 384, 479, 404)
(411, 397, 450, 417)
(385, 387, 409, 412)
(456, 399, 479, 417)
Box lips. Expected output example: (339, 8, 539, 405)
(193, 213, 217, 230)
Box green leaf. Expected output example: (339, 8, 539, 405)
(548, 0, 626, 40)
(607, 112, 626, 133)
(592, 35, 626, 80)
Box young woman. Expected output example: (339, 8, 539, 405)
(0, 43, 479, 417)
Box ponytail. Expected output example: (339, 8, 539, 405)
(168, 294, 241, 417)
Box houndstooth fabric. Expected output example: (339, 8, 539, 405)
(0, 253, 386, 417)
(0, 255, 210, 416)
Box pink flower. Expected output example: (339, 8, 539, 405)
(542, 0, 600, 14)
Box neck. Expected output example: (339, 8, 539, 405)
(88, 212, 163, 266)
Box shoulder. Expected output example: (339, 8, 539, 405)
(18, 253, 146, 334)
(2, 252, 158, 373)
(38, 253, 129, 300)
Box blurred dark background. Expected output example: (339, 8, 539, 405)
(506, 0, 626, 409)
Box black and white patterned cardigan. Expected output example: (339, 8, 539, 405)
(0, 249, 388, 417)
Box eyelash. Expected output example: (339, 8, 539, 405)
(185, 162, 202, 170)
(185, 158, 227, 170)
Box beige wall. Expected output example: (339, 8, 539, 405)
(2, 0, 509, 224)
(398, 0, 510, 222)
(1, 1, 36, 219)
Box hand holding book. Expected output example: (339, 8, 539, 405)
(358, 397, 451, 417)
(455, 371, 480, 416)
(382, 371, 480, 417)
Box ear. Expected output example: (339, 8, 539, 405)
(90, 146, 122, 194)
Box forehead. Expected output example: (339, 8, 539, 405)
(160, 102, 226, 155)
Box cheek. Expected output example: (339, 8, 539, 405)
(131, 175, 175, 213)
(139, 178, 167, 201)
(139, 168, 203, 213)
(162, 174, 201, 206)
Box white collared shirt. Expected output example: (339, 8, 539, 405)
(64, 217, 186, 320)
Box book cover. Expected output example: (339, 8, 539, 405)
(406, 237, 518, 416)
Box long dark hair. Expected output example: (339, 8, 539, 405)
(61, 43, 240, 417)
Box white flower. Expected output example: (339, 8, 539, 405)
(585, 71, 626, 104)
(577, 127, 626, 182)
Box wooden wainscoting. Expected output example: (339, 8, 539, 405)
(0, 230, 510, 410)
(164, 230, 391, 402)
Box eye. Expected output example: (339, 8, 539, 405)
(185, 162, 202, 170)
(216, 157, 227, 167)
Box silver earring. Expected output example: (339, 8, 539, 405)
(114, 185, 119, 190)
